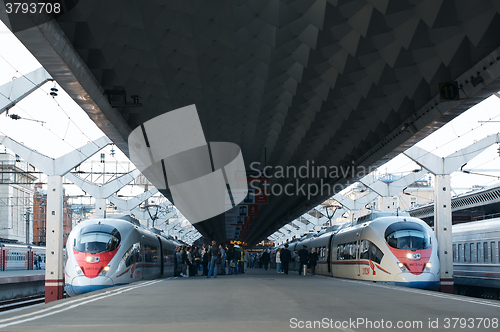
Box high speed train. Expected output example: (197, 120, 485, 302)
(452, 217, 500, 299)
(287, 212, 440, 290)
(65, 214, 178, 296)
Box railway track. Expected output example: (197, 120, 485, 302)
(0, 292, 67, 312)
(0, 295, 45, 312)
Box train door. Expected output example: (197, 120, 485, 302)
(356, 229, 363, 277)
(327, 234, 334, 274)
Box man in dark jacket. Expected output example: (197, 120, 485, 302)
(298, 245, 309, 275)
(261, 250, 270, 270)
(308, 248, 318, 275)
(207, 240, 220, 278)
(280, 244, 291, 274)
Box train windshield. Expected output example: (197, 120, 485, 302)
(385, 221, 431, 250)
(74, 224, 121, 254)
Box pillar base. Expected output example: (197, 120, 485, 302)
(440, 278, 454, 294)
(45, 279, 64, 303)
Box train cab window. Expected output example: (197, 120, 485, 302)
(122, 243, 142, 267)
(384, 222, 431, 250)
(484, 242, 488, 263)
(74, 225, 121, 254)
(359, 240, 369, 260)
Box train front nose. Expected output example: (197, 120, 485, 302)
(394, 272, 440, 290)
(67, 276, 114, 296)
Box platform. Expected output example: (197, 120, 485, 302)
(0, 268, 499, 331)
(0, 270, 44, 301)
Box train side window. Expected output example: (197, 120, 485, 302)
(491, 242, 495, 264)
(458, 244, 462, 262)
(498, 241, 500, 264)
(484, 242, 488, 263)
(452, 244, 456, 262)
(464, 244, 468, 263)
(476, 243, 481, 263)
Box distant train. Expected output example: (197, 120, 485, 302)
(65, 214, 178, 296)
(285, 212, 441, 290)
(452, 217, 500, 299)
(0, 243, 46, 271)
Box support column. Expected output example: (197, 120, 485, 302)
(45, 175, 64, 303)
(435, 174, 454, 293)
(95, 198, 107, 217)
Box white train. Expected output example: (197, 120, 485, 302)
(65, 214, 178, 296)
(287, 212, 440, 290)
(452, 217, 500, 299)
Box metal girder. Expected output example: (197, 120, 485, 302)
(0, 135, 111, 176)
(0, 67, 53, 114)
(107, 189, 159, 214)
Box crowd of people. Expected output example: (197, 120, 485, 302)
(173, 241, 249, 277)
(173, 242, 318, 277)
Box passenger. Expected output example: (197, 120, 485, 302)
(308, 248, 318, 275)
(276, 248, 281, 273)
(262, 249, 270, 270)
(226, 244, 234, 275)
(173, 246, 179, 276)
(239, 247, 245, 273)
(281, 244, 291, 275)
(176, 248, 183, 277)
(207, 240, 220, 278)
(201, 244, 209, 276)
(298, 245, 309, 275)
(233, 244, 241, 274)
(193, 246, 201, 276)
(181, 246, 188, 277)
(219, 244, 226, 275)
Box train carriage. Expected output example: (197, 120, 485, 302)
(300, 212, 440, 290)
(452, 218, 500, 299)
(65, 214, 177, 296)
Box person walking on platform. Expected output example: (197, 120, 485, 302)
(298, 245, 309, 275)
(308, 248, 318, 275)
(219, 244, 226, 275)
(233, 244, 241, 274)
(281, 244, 291, 274)
(262, 249, 270, 270)
(276, 248, 282, 273)
(207, 240, 220, 278)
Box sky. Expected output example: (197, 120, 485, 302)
(0, 20, 499, 204)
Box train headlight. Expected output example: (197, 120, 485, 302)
(101, 265, 111, 275)
(75, 265, 83, 275)
(397, 262, 408, 272)
(425, 262, 432, 271)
